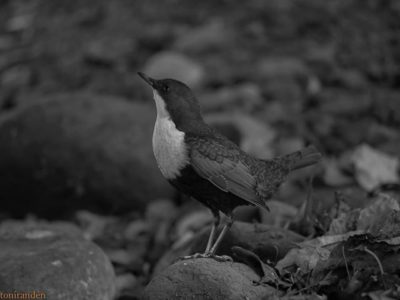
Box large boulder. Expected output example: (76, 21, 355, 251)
(143, 258, 276, 300)
(0, 93, 174, 217)
(0, 221, 116, 300)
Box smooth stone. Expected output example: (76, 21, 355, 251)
(143, 258, 276, 300)
(0, 93, 174, 217)
(0, 221, 116, 300)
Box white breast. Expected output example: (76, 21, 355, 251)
(152, 91, 188, 179)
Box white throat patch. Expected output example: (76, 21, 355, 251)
(152, 91, 188, 179)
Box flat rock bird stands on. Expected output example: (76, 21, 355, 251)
(138, 72, 321, 260)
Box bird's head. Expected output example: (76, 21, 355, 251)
(138, 72, 203, 130)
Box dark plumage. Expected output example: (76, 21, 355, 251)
(138, 72, 321, 259)
(176, 132, 320, 215)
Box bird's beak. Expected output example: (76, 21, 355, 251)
(138, 72, 156, 87)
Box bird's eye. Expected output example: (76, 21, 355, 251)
(163, 85, 170, 93)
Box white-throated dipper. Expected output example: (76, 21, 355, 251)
(138, 72, 321, 260)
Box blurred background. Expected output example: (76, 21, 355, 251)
(0, 0, 399, 299)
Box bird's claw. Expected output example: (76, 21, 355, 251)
(179, 253, 209, 260)
(178, 253, 233, 262)
(210, 254, 233, 262)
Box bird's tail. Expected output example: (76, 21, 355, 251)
(287, 145, 322, 170)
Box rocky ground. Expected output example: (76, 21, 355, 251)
(0, 0, 400, 299)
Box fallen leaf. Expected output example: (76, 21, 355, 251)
(232, 246, 290, 288)
(275, 240, 330, 274)
(276, 231, 364, 275)
(357, 193, 400, 237)
(327, 209, 360, 235)
(351, 144, 399, 191)
(363, 289, 398, 300)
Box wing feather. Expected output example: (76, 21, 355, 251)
(188, 138, 268, 211)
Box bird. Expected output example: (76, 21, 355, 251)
(138, 72, 321, 261)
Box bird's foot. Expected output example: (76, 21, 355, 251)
(179, 252, 209, 260)
(209, 254, 233, 262)
(178, 252, 233, 262)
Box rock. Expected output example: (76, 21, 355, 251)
(143, 258, 276, 300)
(190, 221, 305, 262)
(143, 51, 205, 88)
(0, 93, 174, 217)
(173, 20, 234, 53)
(154, 221, 305, 275)
(0, 221, 115, 300)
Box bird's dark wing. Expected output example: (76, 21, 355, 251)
(187, 136, 268, 211)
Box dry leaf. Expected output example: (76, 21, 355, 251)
(351, 144, 399, 191)
(363, 289, 398, 300)
(276, 231, 364, 274)
(357, 194, 400, 236)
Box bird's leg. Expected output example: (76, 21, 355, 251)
(210, 214, 233, 254)
(204, 210, 220, 253)
(178, 212, 233, 262)
(178, 210, 220, 261)
(204, 214, 234, 262)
